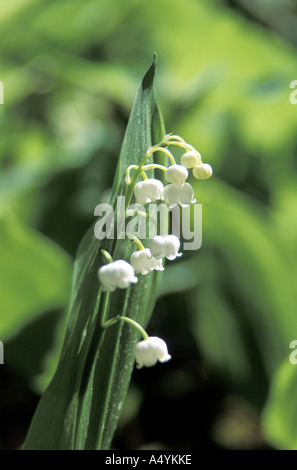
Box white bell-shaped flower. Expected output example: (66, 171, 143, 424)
(98, 259, 138, 291)
(165, 164, 188, 185)
(134, 178, 164, 205)
(134, 336, 171, 368)
(130, 248, 164, 275)
(148, 234, 182, 261)
(164, 182, 195, 208)
(180, 150, 201, 169)
(193, 163, 213, 180)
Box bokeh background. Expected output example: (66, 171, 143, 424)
(1, 0, 297, 450)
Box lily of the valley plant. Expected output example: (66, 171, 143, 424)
(98, 133, 212, 367)
(22, 59, 213, 450)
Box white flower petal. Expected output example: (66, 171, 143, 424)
(144, 179, 164, 201)
(130, 248, 164, 274)
(98, 260, 138, 291)
(134, 336, 171, 368)
(165, 165, 188, 185)
(148, 235, 166, 260)
(164, 182, 195, 207)
(162, 234, 182, 260)
(134, 181, 148, 205)
(192, 163, 213, 180)
(134, 178, 164, 205)
(148, 234, 181, 261)
(179, 182, 195, 206)
(180, 151, 200, 169)
(163, 183, 180, 208)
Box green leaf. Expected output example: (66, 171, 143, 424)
(0, 210, 72, 341)
(184, 177, 297, 409)
(262, 358, 297, 450)
(195, 179, 297, 375)
(22, 56, 166, 450)
(158, 258, 201, 297)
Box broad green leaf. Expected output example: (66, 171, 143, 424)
(192, 277, 257, 395)
(150, 0, 297, 161)
(158, 257, 201, 297)
(195, 178, 297, 376)
(184, 177, 297, 407)
(0, 209, 72, 340)
(22, 56, 166, 450)
(262, 358, 297, 450)
(0, 0, 40, 27)
(4, 308, 66, 394)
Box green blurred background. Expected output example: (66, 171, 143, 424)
(1, 0, 297, 450)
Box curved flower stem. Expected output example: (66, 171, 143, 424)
(126, 163, 168, 185)
(117, 231, 145, 250)
(124, 136, 174, 211)
(125, 232, 145, 251)
(100, 249, 113, 264)
(126, 208, 148, 219)
(126, 165, 148, 184)
(165, 134, 186, 143)
(142, 163, 168, 172)
(103, 315, 149, 340)
(166, 140, 202, 163)
(146, 146, 176, 165)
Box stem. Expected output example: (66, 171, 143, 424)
(125, 233, 145, 251)
(100, 290, 111, 327)
(126, 209, 148, 219)
(166, 141, 202, 163)
(124, 136, 173, 212)
(95, 288, 131, 450)
(103, 315, 149, 340)
(147, 146, 176, 165)
(142, 163, 168, 172)
(100, 249, 113, 264)
(126, 165, 148, 184)
(166, 135, 186, 143)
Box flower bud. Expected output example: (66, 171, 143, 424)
(163, 182, 195, 208)
(98, 260, 138, 291)
(192, 163, 213, 180)
(165, 164, 188, 185)
(134, 336, 171, 368)
(134, 178, 164, 205)
(130, 248, 164, 275)
(148, 234, 182, 261)
(180, 151, 201, 169)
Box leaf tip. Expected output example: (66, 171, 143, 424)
(142, 53, 157, 91)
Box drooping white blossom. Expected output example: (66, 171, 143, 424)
(134, 178, 164, 205)
(163, 182, 195, 208)
(130, 248, 164, 275)
(148, 234, 182, 261)
(98, 259, 138, 291)
(134, 336, 171, 368)
(180, 150, 201, 169)
(165, 164, 188, 185)
(192, 163, 213, 180)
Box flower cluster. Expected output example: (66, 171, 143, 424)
(97, 134, 212, 369)
(134, 164, 196, 208)
(180, 150, 213, 180)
